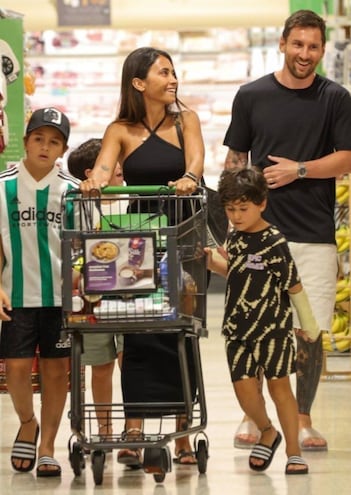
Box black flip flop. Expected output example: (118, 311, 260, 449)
(249, 431, 282, 472)
(11, 424, 39, 473)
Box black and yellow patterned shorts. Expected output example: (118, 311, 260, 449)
(226, 335, 296, 382)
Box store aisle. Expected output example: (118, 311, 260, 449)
(0, 277, 350, 495)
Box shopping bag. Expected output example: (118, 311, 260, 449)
(203, 185, 228, 247)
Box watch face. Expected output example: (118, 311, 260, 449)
(298, 163, 307, 178)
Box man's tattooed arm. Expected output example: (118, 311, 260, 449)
(224, 149, 248, 170)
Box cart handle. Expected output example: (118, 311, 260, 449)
(101, 185, 176, 195)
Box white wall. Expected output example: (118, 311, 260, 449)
(1, 1, 289, 31)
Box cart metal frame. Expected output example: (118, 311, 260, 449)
(61, 186, 209, 484)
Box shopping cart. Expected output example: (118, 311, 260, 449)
(61, 185, 209, 485)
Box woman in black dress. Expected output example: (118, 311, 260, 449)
(80, 47, 205, 466)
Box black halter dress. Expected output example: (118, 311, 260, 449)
(121, 116, 196, 414)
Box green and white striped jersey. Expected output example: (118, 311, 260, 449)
(0, 161, 80, 307)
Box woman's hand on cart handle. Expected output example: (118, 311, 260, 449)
(168, 175, 198, 196)
(80, 177, 107, 191)
(80, 176, 108, 194)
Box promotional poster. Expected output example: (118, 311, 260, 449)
(0, 16, 24, 170)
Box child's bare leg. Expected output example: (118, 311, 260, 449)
(234, 377, 278, 468)
(234, 368, 264, 446)
(38, 357, 69, 472)
(267, 376, 307, 473)
(6, 357, 39, 471)
(91, 361, 115, 436)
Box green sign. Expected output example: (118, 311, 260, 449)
(0, 17, 24, 170)
(289, 0, 334, 15)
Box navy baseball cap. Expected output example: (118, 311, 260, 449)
(26, 107, 70, 141)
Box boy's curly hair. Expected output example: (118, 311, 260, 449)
(67, 138, 102, 180)
(217, 167, 268, 206)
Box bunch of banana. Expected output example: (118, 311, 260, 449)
(335, 277, 350, 303)
(322, 310, 351, 352)
(331, 310, 348, 333)
(336, 183, 349, 205)
(336, 224, 350, 253)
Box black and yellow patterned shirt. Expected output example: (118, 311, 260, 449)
(223, 225, 300, 342)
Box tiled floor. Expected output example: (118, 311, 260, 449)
(1, 275, 350, 494)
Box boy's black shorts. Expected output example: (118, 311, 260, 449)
(0, 307, 70, 359)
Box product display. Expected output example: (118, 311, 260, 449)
(322, 176, 351, 377)
(25, 26, 281, 175)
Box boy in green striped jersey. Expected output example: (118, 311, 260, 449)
(0, 108, 79, 477)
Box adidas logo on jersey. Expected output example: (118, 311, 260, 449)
(10, 207, 61, 224)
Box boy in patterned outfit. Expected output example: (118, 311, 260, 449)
(205, 168, 319, 474)
(0, 108, 79, 476)
(67, 138, 125, 445)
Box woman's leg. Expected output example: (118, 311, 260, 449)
(173, 415, 197, 464)
(91, 361, 115, 437)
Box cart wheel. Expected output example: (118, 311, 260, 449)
(196, 439, 208, 474)
(91, 450, 105, 486)
(193, 431, 209, 474)
(69, 441, 85, 476)
(154, 472, 166, 483)
(143, 446, 171, 482)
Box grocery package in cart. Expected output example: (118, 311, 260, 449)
(61, 185, 209, 485)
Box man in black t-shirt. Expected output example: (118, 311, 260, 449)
(223, 10, 351, 451)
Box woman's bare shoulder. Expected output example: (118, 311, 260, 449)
(176, 109, 200, 126)
(104, 120, 128, 135)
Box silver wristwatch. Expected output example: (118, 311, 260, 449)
(297, 161, 307, 179)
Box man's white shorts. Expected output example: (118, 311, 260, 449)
(288, 242, 337, 331)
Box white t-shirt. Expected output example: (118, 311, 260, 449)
(0, 161, 80, 307)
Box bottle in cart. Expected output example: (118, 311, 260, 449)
(159, 252, 176, 319)
(128, 237, 146, 267)
(159, 252, 169, 292)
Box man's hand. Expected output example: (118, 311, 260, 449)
(263, 155, 299, 188)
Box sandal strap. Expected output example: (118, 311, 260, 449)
(121, 428, 144, 441)
(260, 420, 272, 434)
(21, 413, 35, 425)
(37, 456, 60, 468)
(250, 444, 273, 461)
(286, 455, 307, 466)
(12, 442, 36, 459)
(126, 428, 143, 435)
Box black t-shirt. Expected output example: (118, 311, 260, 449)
(224, 74, 351, 244)
(223, 225, 300, 342)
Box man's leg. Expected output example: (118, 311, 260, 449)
(296, 333, 327, 450)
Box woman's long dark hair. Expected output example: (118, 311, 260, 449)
(116, 47, 185, 124)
